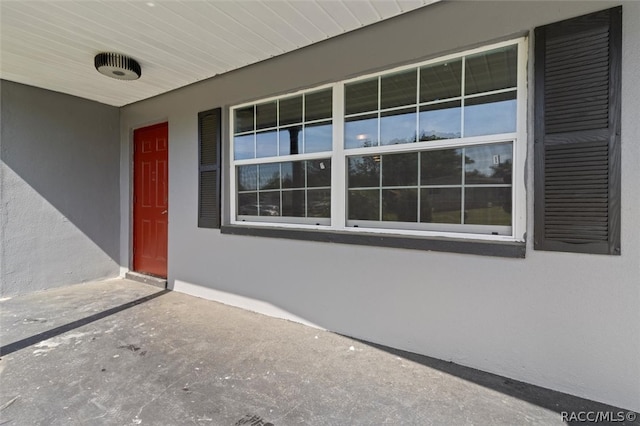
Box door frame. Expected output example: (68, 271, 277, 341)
(129, 120, 169, 277)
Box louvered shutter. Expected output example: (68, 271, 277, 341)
(198, 108, 222, 228)
(534, 7, 621, 255)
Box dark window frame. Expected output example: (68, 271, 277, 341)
(220, 225, 525, 258)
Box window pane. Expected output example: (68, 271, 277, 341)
(258, 163, 280, 190)
(465, 45, 517, 95)
(464, 187, 512, 225)
(345, 114, 377, 149)
(382, 189, 418, 222)
(345, 78, 378, 115)
(279, 126, 302, 156)
(280, 96, 302, 126)
(380, 108, 416, 146)
(307, 189, 331, 218)
(258, 192, 280, 217)
(256, 102, 277, 130)
(465, 143, 513, 184)
(464, 92, 516, 137)
(281, 161, 305, 189)
(256, 130, 278, 158)
(237, 165, 257, 191)
(419, 101, 461, 141)
(420, 59, 462, 103)
(381, 69, 417, 109)
(382, 152, 418, 187)
(304, 122, 332, 153)
(234, 106, 254, 133)
(282, 190, 305, 217)
(421, 188, 462, 224)
(348, 189, 380, 220)
(348, 156, 380, 188)
(307, 159, 331, 187)
(234, 134, 254, 160)
(421, 148, 462, 185)
(305, 89, 332, 121)
(238, 192, 257, 215)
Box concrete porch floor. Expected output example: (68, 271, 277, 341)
(0, 279, 637, 425)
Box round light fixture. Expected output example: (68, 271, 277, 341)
(94, 52, 141, 80)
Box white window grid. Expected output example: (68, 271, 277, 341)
(233, 89, 333, 159)
(236, 160, 332, 225)
(346, 143, 513, 235)
(229, 38, 528, 242)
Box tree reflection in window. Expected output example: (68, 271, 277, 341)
(237, 160, 331, 219)
(347, 143, 512, 226)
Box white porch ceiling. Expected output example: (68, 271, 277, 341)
(0, 0, 439, 107)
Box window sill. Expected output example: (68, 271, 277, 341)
(221, 225, 526, 258)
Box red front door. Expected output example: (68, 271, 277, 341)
(133, 122, 168, 278)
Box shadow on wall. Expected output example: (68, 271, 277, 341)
(1, 81, 120, 283)
(353, 338, 640, 426)
(172, 279, 639, 421)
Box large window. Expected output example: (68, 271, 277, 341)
(230, 39, 526, 241)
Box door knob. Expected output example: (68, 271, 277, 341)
(161, 210, 168, 215)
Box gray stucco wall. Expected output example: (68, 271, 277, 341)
(1, 80, 120, 296)
(120, 1, 640, 411)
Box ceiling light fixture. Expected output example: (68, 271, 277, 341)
(94, 52, 142, 80)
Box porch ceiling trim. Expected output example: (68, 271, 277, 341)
(0, 0, 440, 107)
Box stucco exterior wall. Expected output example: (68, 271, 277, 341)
(120, 1, 640, 411)
(1, 81, 120, 296)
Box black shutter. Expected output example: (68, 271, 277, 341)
(198, 108, 222, 228)
(534, 7, 621, 255)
